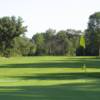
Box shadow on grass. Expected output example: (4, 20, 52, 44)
(10, 72, 100, 80)
(0, 59, 100, 68)
(0, 81, 100, 100)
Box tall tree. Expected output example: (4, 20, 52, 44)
(86, 12, 100, 55)
(0, 16, 27, 57)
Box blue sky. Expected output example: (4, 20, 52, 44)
(0, 0, 100, 38)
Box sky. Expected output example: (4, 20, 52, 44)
(0, 0, 100, 38)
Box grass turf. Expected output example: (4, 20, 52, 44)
(0, 56, 100, 100)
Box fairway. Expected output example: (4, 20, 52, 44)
(0, 56, 100, 100)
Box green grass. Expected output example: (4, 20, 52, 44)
(0, 56, 100, 100)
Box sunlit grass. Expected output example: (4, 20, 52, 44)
(0, 78, 97, 86)
(0, 56, 100, 100)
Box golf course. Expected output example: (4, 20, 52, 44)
(0, 56, 100, 100)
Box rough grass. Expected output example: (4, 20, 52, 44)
(0, 56, 100, 100)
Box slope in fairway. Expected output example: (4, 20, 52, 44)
(0, 56, 100, 100)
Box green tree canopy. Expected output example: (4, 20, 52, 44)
(86, 12, 100, 55)
(0, 16, 27, 57)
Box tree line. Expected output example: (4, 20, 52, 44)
(0, 12, 100, 57)
(32, 29, 80, 56)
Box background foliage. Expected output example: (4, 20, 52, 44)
(0, 12, 100, 56)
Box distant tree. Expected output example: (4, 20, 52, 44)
(66, 29, 80, 56)
(0, 16, 27, 57)
(32, 33, 45, 55)
(12, 36, 35, 56)
(44, 29, 56, 55)
(56, 30, 69, 55)
(32, 29, 81, 56)
(44, 29, 56, 40)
